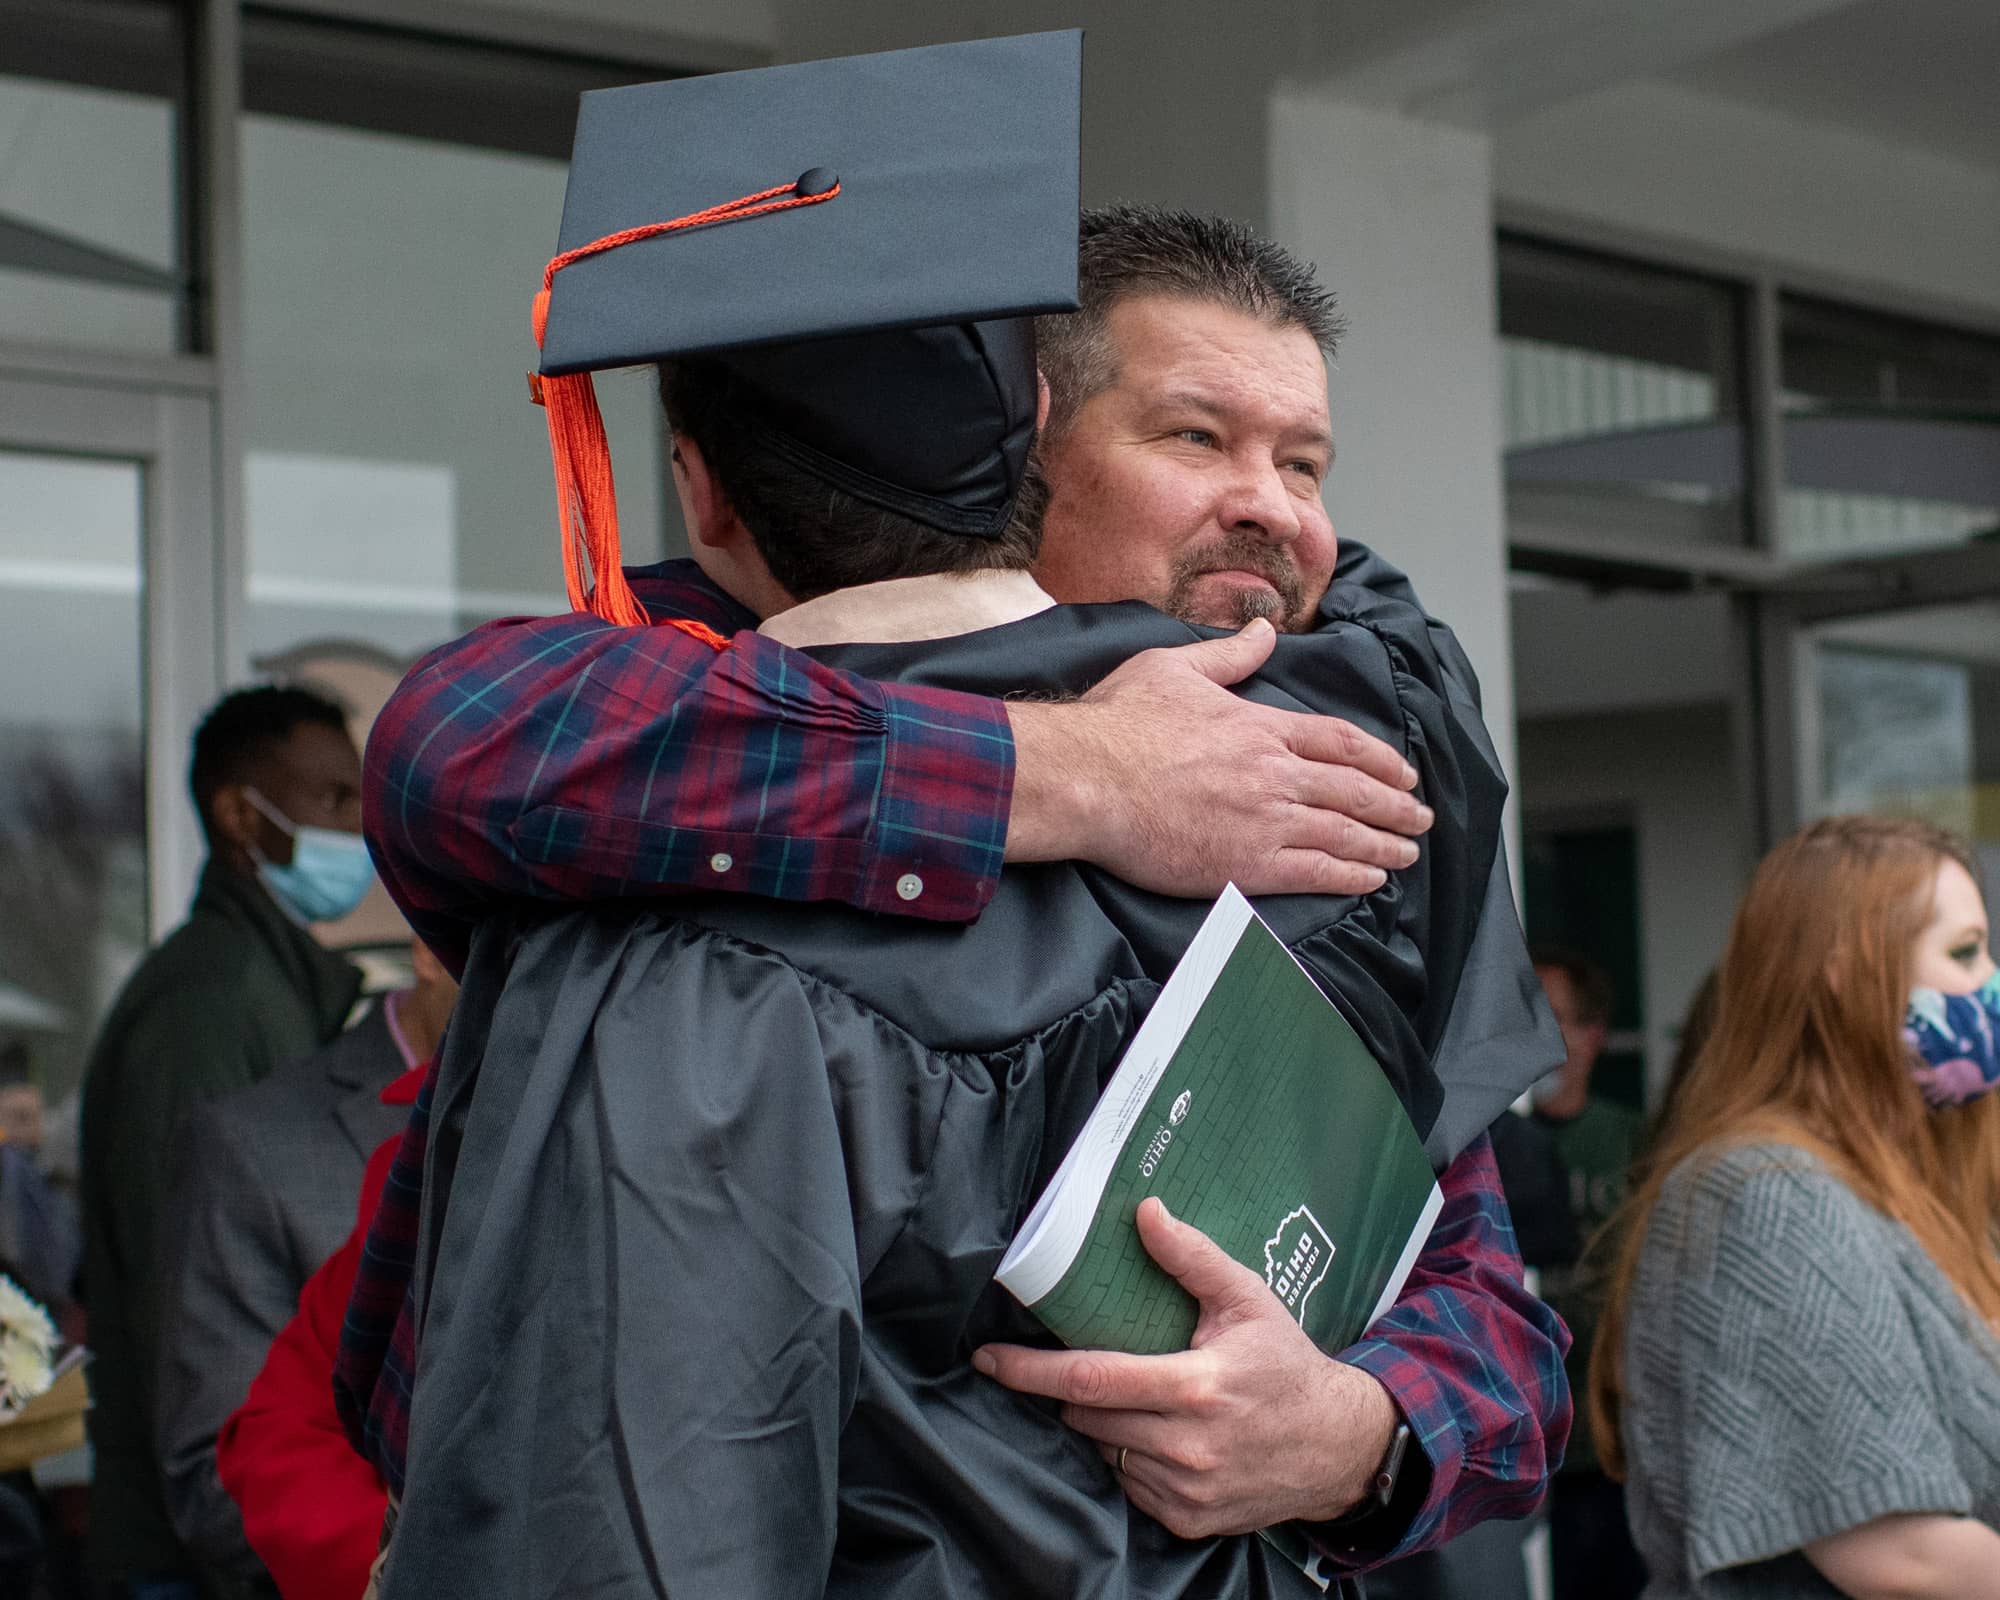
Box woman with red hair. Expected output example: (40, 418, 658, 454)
(1593, 815, 2000, 1599)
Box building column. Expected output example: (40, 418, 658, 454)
(1269, 91, 1516, 794)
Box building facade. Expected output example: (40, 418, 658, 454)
(4, 0, 1996, 1108)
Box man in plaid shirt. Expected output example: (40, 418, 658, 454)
(342, 207, 1567, 1585)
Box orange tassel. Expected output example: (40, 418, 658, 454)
(661, 617, 730, 651)
(530, 290, 645, 626)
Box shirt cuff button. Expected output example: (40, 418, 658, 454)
(895, 873, 924, 901)
(709, 852, 734, 873)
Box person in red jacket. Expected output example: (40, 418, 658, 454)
(214, 1063, 421, 1600)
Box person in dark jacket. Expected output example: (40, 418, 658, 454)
(154, 942, 454, 1598)
(79, 685, 371, 1599)
(214, 1060, 425, 1600)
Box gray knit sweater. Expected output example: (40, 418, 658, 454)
(1621, 1141, 2000, 1598)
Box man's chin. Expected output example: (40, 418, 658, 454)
(1174, 589, 1298, 633)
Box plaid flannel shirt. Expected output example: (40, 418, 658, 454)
(364, 562, 1015, 977)
(338, 561, 1568, 1562)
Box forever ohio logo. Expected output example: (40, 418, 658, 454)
(1263, 1206, 1336, 1325)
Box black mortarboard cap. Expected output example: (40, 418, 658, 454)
(530, 31, 1081, 623)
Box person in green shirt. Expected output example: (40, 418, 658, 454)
(80, 686, 372, 1600)
(1529, 946, 1646, 1600)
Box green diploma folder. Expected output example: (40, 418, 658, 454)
(996, 886, 1443, 1585)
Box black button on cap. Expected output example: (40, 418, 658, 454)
(794, 167, 839, 197)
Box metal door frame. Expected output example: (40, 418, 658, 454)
(1750, 540, 2000, 840)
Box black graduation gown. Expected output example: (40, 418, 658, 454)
(382, 582, 1559, 1600)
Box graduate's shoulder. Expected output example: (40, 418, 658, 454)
(1308, 573, 1465, 689)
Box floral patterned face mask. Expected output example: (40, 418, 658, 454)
(1904, 971, 2000, 1108)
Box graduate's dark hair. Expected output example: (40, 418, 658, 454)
(656, 361, 1045, 603)
(1037, 204, 1346, 441)
(188, 684, 350, 844)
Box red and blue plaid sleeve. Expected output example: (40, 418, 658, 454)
(333, 1058, 431, 1493)
(1313, 1133, 1572, 1572)
(365, 562, 1015, 973)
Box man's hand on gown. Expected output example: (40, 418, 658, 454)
(1003, 619, 1432, 898)
(972, 1198, 1401, 1539)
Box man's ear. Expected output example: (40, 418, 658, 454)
(671, 433, 736, 552)
(1036, 371, 1051, 432)
(206, 783, 269, 861)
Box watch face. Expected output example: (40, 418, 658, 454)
(1374, 1422, 1413, 1507)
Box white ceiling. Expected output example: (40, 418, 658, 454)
(1668, 0, 2000, 173)
(281, 1, 2000, 182)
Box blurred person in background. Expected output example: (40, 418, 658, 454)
(154, 941, 455, 1599)
(0, 1043, 48, 1157)
(1528, 946, 1647, 1599)
(1530, 948, 1645, 1234)
(0, 1041, 77, 1315)
(80, 685, 371, 1600)
(213, 1049, 427, 1600)
(0, 1046, 86, 1600)
(1596, 815, 2000, 1599)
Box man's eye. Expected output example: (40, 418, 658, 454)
(1285, 459, 1323, 481)
(1175, 429, 1215, 447)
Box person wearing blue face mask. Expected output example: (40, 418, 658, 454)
(80, 685, 369, 1600)
(241, 786, 378, 926)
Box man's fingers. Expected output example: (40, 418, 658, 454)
(1292, 764, 1434, 842)
(1283, 712, 1418, 793)
(973, 1341, 1195, 1411)
(1280, 803, 1421, 873)
(1134, 1198, 1266, 1315)
(1161, 618, 1277, 688)
(1106, 1451, 1223, 1541)
(1068, 1406, 1182, 1454)
(1243, 851, 1388, 899)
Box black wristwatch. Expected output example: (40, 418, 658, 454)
(1318, 1420, 1419, 1546)
(1366, 1421, 1413, 1512)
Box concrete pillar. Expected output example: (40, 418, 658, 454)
(1269, 91, 1516, 795)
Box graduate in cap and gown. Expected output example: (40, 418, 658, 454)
(375, 31, 1557, 1600)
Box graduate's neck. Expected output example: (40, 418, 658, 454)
(674, 437, 797, 621)
(688, 537, 794, 622)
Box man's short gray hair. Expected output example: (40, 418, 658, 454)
(1037, 204, 1347, 439)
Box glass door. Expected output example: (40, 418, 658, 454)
(0, 372, 216, 1119)
(1803, 595, 2000, 886)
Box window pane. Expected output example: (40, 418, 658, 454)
(1813, 599, 2000, 878)
(1779, 297, 2000, 559)
(0, 72, 180, 353)
(1499, 236, 1748, 549)
(241, 113, 667, 666)
(0, 450, 146, 1114)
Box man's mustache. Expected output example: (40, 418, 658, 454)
(1167, 535, 1309, 626)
